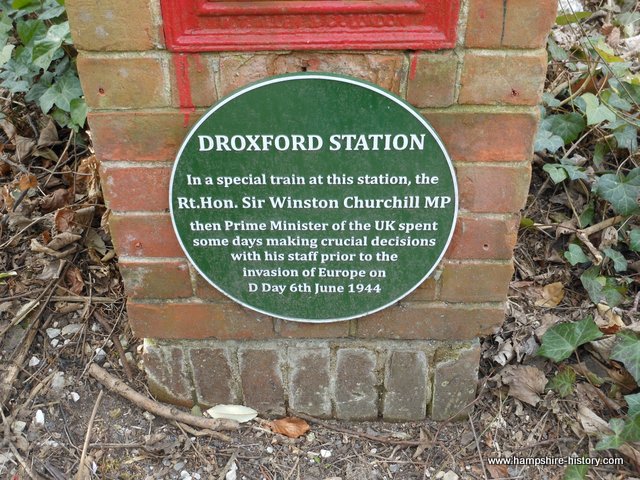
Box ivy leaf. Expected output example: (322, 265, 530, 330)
(70, 97, 88, 129)
(546, 367, 576, 397)
(613, 124, 638, 152)
(543, 163, 568, 183)
(595, 169, 640, 215)
(580, 266, 625, 306)
(581, 93, 617, 125)
(563, 464, 589, 480)
(595, 418, 627, 450)
(564, 244, 590, 265)
(545, 113, 586, 144)
(38, 70, 82, 114)
(537, 316, 603, 362)
(603, 247, 627, 272)
(32, 22, 70, 71)
(629, 229, 640, 252)
(611, 331, 640, 384)
(535, 128, 564, 154)
(556, 11, 592, 25)
(0, 44, 14, 67)
(626, 393, 640, 417)
(16, 18, 46, 46)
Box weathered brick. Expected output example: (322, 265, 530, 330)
(78, 55, 168, 109)
(440, 261, 514, 302)
(456, 163, 531, 213)
(405, 277, 437, 301)
(88, 111, 201, 162)
(335, 349, 378, 420)
(407, 53, 458, 108)
(143, 341, 193, 407)
(466, 0, 557, 49)
(110, 213, 182, 257)
(66, 0, 160, 51)
(127, 302, 275, 340)
(190, 347, 237, 407)
(383, 350, 429, 421)
(459, 51, 547, 105)
(100, 165, 171, 212)
(446, 215, 519, 260)
(288, 347, 332, 417)
(119, 260, 193, 299)
(356, 303, 505, 340)
(424, 111, 538, 162)
(239, 349, 285, 415)
(171, 53, 219, 108)
(219, 53, 404, 96)
(194, 274, 230, 301)
(278, 320, 351, 339)
(431, 341, 481, 421)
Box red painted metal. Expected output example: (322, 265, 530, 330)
(160, 0, 460, 52)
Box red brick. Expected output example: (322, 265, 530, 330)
(446, 215, 519, 260)
(239, 349, 285, 415)
(356, 303, 505, 340)
(431, 341, 480, 420)
(127, 302, 275, 339)
(119, 260, 193, 299)
(194, 274, 230, 301)
(466, 0, 557, 49)
(407, 53, 458, 108)
(110, 213, 182, 258)
(143, 342, 193, 407)
(78, 55, 168, 109)
(66, 0, 160, 51)
(459, 52, 547, 105)
(100, 165, 171, 212)
(88, 111, 201, 162)
(456, 163, 531, 213)
(219, 53, 404, 96)
(424, 111, 538, 162)
(405, 277, 437, 301)
(278, 320, 351, 339)
(190, 348, 237, 407)
(171, 53, 219, 108)
(335, 349, 379, 420)
(440, 262, 514, 302)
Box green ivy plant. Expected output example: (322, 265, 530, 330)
(0, 0, 87, 130)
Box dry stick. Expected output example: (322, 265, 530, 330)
(76, 389, 103, 480)
(93, 310, 134, 383)
(88, 363, 238, 431)
(217, 451, 238, 480)
(468, 413, 488, 480)
(575, 215, 626, 265)
(291, 412, 425, 447)
(9, 442, 45, 480)
(175, 420, 233, 442)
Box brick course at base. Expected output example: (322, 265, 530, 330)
(143, 339, 479, 421)
(67, 0, 557, 421)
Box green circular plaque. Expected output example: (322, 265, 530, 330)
(170, 73, 457, 322)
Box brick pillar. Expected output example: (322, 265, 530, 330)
(67, 0, 556, 420)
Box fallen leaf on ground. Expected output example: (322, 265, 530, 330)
(41, 188, 74, 213)
(18, 173, 37, 191)
(534, 282, 565, 307)
(595, 303, 624, 334)
(487, 464, 508, 479)
(268, 417, 310, 438)
(54, 208, 75, 233)
(37, 118, 58, 147)
(500, 365, 547, 406)
(64, 265, 84, 295)
(47, 232, 82, 251)
(206, 404, 257, 423)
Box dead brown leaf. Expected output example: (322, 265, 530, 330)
(0, 118, 16, 140)
(64, 265, 84, 295)
(18, 173, 38, 191)
(41, 188, 74, 213)
(54, 207, 75, 233)
(76, 155, 101, 199)
(15, 135, 35, 161)
(487, 464, 509, 479)
(37, 118, 58, 147)
(47, 232, 82, 251)
(500, 365, 547, 406)
(534, 282, 565, 308)
(595, 303, 624, 334)
(1, 184, 14, 210)
(268, 417, 310, 438)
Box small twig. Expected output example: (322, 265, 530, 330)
(217, 451, 238, 480)
(579, 215, 626, 237)
(174, 420, 233, 442)
(93, 311, 134, 382)
(291, 412, 425, 447)
(0, 216, 47, 249)
(76, 389, 103, 480)
(468, 413, 488, 480)
(49, 295, 119, 304)
(9, 442, 45, 480)
(88, 363, 238, 432)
